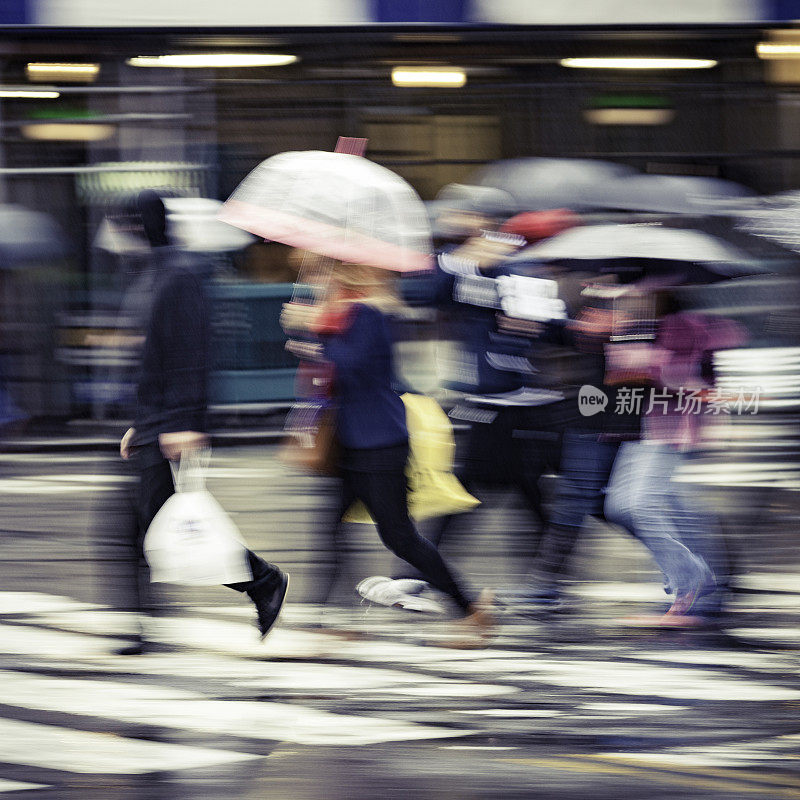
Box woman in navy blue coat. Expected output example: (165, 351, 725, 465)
(282, 262, 492, 644)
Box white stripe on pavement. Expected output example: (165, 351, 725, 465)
(0, 671, 475, 747)
(29, 611, 142, 638)
(0, 718, 258, 775)
(0, 779, 50, 792)
(451, 709, 562, 718)
(0, 623, 122, 658)
(0, 594, 100, 615)
(0, 479, 122, 494)
(154, 615, 542, 665)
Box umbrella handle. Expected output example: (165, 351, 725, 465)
(292, 250, 334, 304)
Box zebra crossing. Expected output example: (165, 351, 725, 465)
(2, 590, 800, 796)
(0, 591, 495, 793)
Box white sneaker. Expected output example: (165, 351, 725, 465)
(390, 579, 430, 596)
(356, 576, 445, 614)
(396, 594, 446, 615)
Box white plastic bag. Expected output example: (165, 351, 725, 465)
(143, 450, 252, 586)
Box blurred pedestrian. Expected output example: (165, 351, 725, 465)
(512, 279, 744, 626)
(282, 261, 494, 648)
(117, 190, 288, 655)
(500, 278, 643, 611)
(603, 301, 747, 625)
(370, 212, 578, 611)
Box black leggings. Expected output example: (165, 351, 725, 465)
(391, 402, 565, 582)
(335, 443, 473, 613)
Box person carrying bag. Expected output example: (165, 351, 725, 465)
(281, 261, 494, 648)
(118, 190, 289, 654)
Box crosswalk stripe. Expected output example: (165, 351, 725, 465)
(0, 479, 121, 494)
(0, 622, 123, 658)
(231, 661, 517, 697)
(0, 594, 100, 616)
(0, 779, 50, 793)
(0, 670, 475, 747)
(151, 615, 538, 665)
(22, 603, 800, 704)
(0, 718, 258, 775)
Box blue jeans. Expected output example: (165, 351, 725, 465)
(550, 432, 620, 529)
(604, 442, 716, 598)
(534, 432, 620, 586)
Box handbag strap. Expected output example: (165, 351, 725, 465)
(169, 447, 211, 493)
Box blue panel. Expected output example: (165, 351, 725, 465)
(0, 0, 29, 24)
(770, 0, 800, 20)
(209, 369, 297, 404)
(373, 0, 468, 23)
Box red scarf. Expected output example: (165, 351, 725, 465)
(313, 301, 359, 335)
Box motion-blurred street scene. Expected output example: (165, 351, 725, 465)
(2, 2, 800, 798)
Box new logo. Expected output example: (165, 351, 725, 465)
(578, 385, 608, 416)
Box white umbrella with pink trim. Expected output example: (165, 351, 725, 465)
(218, 150, 433, 272)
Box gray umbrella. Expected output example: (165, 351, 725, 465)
(588, 174, 755, 215)
(472, 158, 635, 212)
(514, 223, 771, 280)
(0, 205, 70, 266)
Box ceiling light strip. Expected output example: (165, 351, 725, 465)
(391, 67, 467, 87)
(561, 58, 717, 70)
(127, 54, 296, 68)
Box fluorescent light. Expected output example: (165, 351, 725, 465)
(22, 123, 115, 141)
(127, 53, 296, 68)
(561, 58, 717, 70)
(27, 62, 100, 82)
(391, 67, 467, 87)
(0, 88, 60, 99)
(757, 42, 800, 59)
(584, 108, 675, 125)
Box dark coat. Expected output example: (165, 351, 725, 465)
(321, 303, 408, 451)
(132, 247, 209, 448)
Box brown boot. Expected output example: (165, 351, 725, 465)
(448, 590, 495, 649)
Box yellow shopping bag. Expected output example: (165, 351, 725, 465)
(342, 393, 480, 523)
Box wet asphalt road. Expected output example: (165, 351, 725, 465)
(1, 446, 800, 799)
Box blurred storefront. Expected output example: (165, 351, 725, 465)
(1, 13, 800, 419)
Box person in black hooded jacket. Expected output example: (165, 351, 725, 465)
(117, 190, 288, 654)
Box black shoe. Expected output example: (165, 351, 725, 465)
(251, 571, 289, 639)
(115, 642, 145, 656)
(113, 639, 176, 656)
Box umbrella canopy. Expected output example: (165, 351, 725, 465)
(0, 205, 70, 266)
(516, 223, 767, 279)
(473, 158, 635, 212)
(589, 174, 755, 215)
(219, 150, 433, 272)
